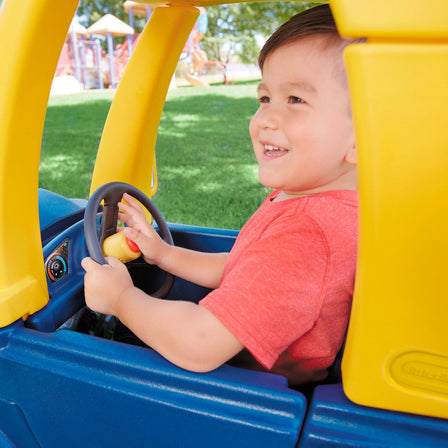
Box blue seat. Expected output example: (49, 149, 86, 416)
(299, 383, 448, 447)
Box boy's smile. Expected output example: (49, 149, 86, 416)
(250, 35, 357, 201)
(263, 143, 290, 158)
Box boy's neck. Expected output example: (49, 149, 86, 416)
(274, 187, 357, 202)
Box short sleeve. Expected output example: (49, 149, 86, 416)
(200, 215, 330, 369)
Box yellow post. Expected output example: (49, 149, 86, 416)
(0, 0, 79, 327)
(89, 6, 199, 197)
(332, 0, 448, 419)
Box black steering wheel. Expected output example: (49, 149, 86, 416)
(84, 182, 174, 299)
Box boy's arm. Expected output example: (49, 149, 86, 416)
(119, 193, 228, 289)
(81, 256, 243, 372)
(133, 236, 229, 290)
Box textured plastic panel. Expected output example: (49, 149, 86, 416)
(341, 41, 448, 419)
(0, 327, 306, 448)
(300, 384, 448, 447)
(332, 0, 448, 40)
(0, 397, 40, 448)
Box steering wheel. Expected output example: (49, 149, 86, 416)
(84, 182, 174, 299)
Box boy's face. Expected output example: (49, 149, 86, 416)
(250, 36, 357, 200)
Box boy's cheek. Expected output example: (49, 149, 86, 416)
(249, 125, 259, 154)
(249, 113, 259, 136)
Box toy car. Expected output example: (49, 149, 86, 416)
(1, 0, 448, 446)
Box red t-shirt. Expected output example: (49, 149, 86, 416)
(200, 189, 358, 384)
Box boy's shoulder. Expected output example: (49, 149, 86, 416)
(301, 191, 358, 244)
(265, 189, 358, 215)
(239, 190, 357, 252)
(304, 190, 358, 211)
(301, 190, 358, 221)
(258, 189, 358, 236)
(267, 189, 357, 203)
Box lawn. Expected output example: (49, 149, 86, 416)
(40, 80, 271, 230)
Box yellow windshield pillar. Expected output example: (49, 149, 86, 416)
(89, 6, 199, 197)
(0, 0, 79, 327)
(332, 0, 448, 419)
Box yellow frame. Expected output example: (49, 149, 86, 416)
(333, 0, 448, 420)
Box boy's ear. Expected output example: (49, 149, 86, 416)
(345, 146, 357, 165)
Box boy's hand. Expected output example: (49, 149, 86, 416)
(118, 193, 169, 266)
(81, 256, 134, 316)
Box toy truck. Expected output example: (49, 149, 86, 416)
(0, 0, 447, 446)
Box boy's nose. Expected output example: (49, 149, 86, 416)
(255, 107, 280, 130)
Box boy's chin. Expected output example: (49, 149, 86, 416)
(257, 172, 279, 190)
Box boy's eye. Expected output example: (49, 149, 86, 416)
(258, 96, 271, 104)
(289, 96, 305, 104)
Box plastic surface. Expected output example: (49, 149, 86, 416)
(0, 325, 306, 448)
(29, 222, 236, 332)
(39, 189, 87, 246)
(103, 232, 142, 263)
(341, 40, 448, 419)
(38, 189, 84, 230)
(332, 0, 448, 40)
(332, 0, 448, 420)
(29, 220, 88, 332)
(300, 384, 448, 447)
(84, 182, 174, 298)
(0, 0, 79, 328)
(126, 238, 140, 252)
(2, 0, 448, 443)
(85, 182, 173, 265)
(0, 397, 40, 448)
(89, 6, 199, 197)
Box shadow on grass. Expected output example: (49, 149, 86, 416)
(40, 99, 112, 199)
(40, 89, 269, 229)
(155, 93, 268, 229)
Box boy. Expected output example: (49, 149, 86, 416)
(82, 4, 359, 386)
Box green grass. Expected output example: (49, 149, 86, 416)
(40, 80, 270, 230)
(40, 90, 114, 199)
